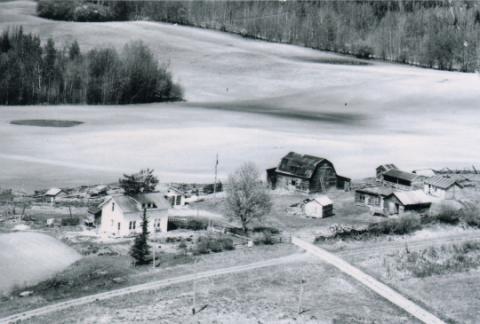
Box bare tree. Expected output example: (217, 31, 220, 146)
(225, 162, 272, 233)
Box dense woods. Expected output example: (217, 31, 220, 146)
(0, 27, 183, 105)
(38, 0, 480, 72)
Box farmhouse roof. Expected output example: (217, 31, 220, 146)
(45, 188, 62, 196)
(388, 190, 432, 206)
(276, 152, 330, 179)
(383, 169, 417, 182)
(425, 175, 462, 190)
(356, 186, 394, 197)
(132, 192, 170, 210)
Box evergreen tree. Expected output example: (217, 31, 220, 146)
(119, 169, 159, 196)
(130, 208, 151, 265)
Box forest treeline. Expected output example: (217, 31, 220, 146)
(37, 0, 480, 72)
(0, 27, 183, 105)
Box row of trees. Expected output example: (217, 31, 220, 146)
(0, 27, 183, 105)
(37, 0, 480, 72)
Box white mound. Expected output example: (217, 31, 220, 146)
(0, 232, 81, 294)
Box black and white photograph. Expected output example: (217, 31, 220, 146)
(0, 0, 480, 323)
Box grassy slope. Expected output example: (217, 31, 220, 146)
(20, 258, 414, 324)
(0, 232, 81, 294)
(0, 0, 479, 191)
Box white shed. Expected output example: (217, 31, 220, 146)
(304, 196, 333, 218)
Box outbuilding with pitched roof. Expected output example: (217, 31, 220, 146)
(424, 175, 463, 200)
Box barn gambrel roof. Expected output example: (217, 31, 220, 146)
(276, 152, 334, 179)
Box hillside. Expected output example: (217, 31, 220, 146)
(0, 1, 480, 190)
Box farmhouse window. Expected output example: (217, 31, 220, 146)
(112, 202, 115, 212)
(117, 222, 121, 230)
(133, 221, 136, 229)
(176, 195, 181, 205)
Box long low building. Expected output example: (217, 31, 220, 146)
(383, 190, 432, 215)
(355, 186, 394, 210)
(266, 152, 351, 193)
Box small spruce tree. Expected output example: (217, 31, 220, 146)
(130, 209, 151, 265)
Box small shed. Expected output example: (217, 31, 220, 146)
(384, 190, 432, 215)
(44, 188, 63, 203)
(304, 196, 333, 218)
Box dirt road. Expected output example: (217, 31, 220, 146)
(0, 253, 306, 324)
(292, 237, 446, 324)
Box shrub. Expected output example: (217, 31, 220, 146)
(193, 235, 235, 254)
(369, 214, 421, 235)
(432, 204, 461, 225)
(252, 231, 277, 245)
(168, 218, 208, 231)
(61, 217, 80, 226)
(37, 0, 78, 21)
(73, 3, 114, 22)
(353, 42, 374, 59)
(461, 205, 480, 227)
(252, 226, 280, 235)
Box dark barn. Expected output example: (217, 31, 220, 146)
(266, 152, 350, 193)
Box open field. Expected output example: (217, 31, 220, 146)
(0, 232, 81, 294)
(316, 227, 480, 324)
(13, 258, 415, 324)
(1, 1, 480, 191)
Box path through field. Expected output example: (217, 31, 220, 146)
(0, 232, 81, 294)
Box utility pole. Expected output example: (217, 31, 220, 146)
(297, 276, 306, 315)
(152, 240, 156, 269)
(213, 153, 219, 199)
(192, 258, 199, 315)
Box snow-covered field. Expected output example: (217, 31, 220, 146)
(1, 1, 480, 191)
(0, 232, 81, 294)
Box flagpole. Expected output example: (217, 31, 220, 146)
(213, 153, 218, 199)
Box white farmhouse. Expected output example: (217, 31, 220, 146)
(424, 175, 463, 200)
(304, 196, 333, 218)
(99, 193, 169, 238)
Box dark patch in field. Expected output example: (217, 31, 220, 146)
(187, 101, 366, 126)
(291, 55, 371, 66)
(10, 119, 84, 127)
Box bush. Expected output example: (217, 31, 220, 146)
(37, 0, 78, 21)
(252, 231, 277, 245)
(252, 226, 280, 235)
(168, 218, 208, 231)
(433, 204, 461, 225)
(353, 42, 374, 59)
(370, 214, 422, 235)
(461, 205, 480, 227)
(193, 236, 235, 255)
(61, 217, 80, 226)
(74, 3, 114, 22)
